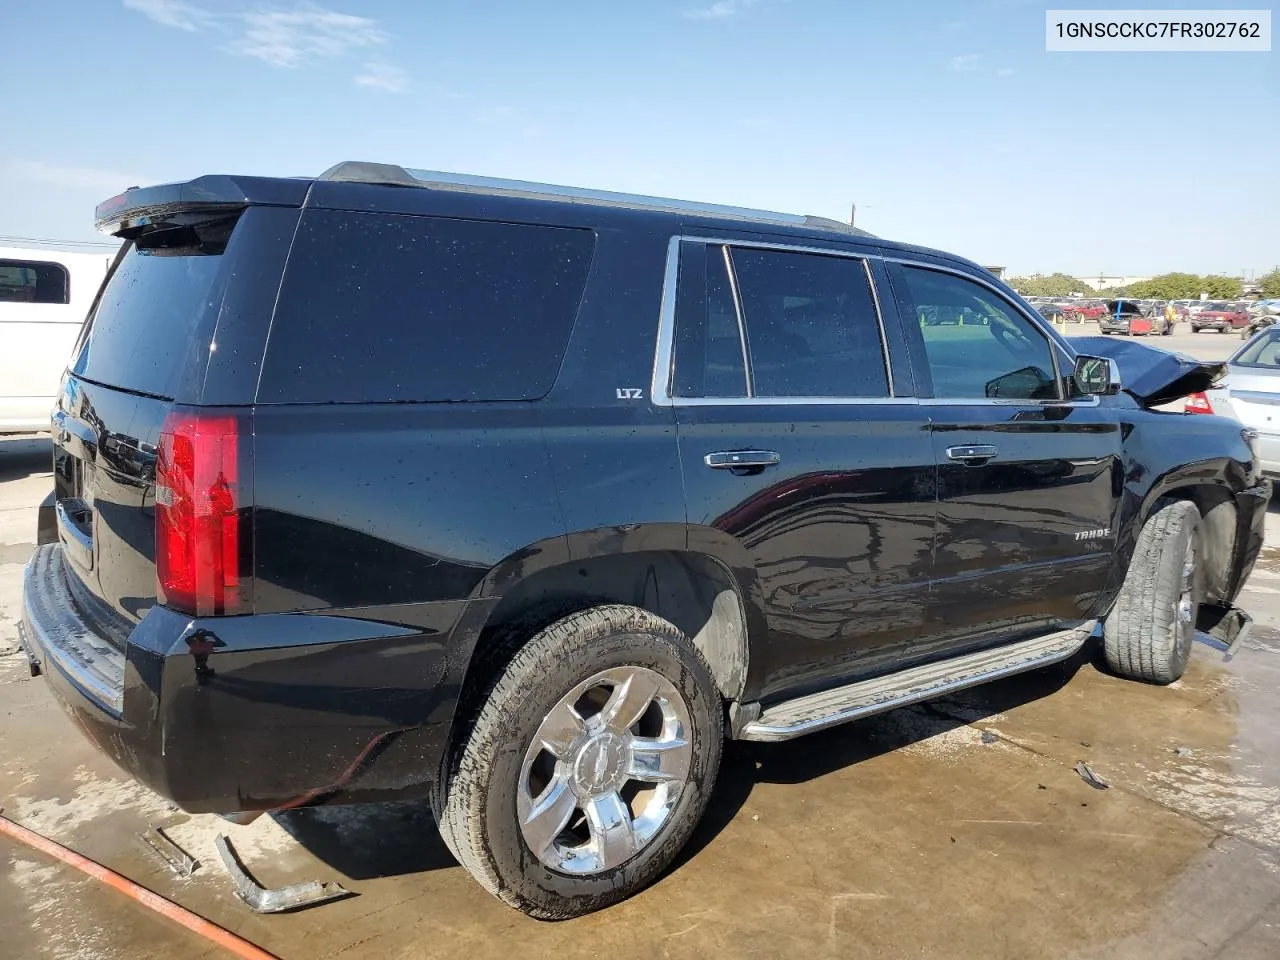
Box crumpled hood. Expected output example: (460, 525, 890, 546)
(1070, 336, 1226, 407)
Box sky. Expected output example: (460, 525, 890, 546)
(0, 0, 1275, 278)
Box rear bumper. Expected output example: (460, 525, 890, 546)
(22, 544, 480, 813)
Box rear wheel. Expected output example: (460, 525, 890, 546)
(1191, 325, 1200, 333)
(434, 604, 723, 919)
(1104, 499, 1202, 685)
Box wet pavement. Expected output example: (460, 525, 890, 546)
(4, 328, 1280, 959)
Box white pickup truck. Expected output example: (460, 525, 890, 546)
(0, 245, 115, 433)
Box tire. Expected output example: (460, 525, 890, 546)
(433, 604, 723, 919)
(1103, 499, 1203, 685)
(1191, 325, 1200, 333)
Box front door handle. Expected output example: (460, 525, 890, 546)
(946, 444, 998, 465)
(704, 450, 781, 474)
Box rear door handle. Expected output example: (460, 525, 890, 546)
(704, 450, 781, 473)
(946, 444, 997, 465)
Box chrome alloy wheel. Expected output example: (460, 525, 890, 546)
(516, 666, 693, 875)
(1176, 539, 1197, 661)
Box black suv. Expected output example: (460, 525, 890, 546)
(22, 163, 1267, 919)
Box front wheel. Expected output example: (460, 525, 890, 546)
(1104, 499, 1203, 684)
(1190, 325, 1200, 333)
(434, 604, 723, 919)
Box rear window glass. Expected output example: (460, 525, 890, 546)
(1232, 330, 1280, 367)
(731, 247, 888, 398)
(259, 211, 596, 403)
(70, 220, 233, 399)
(0, 259, 69, 304)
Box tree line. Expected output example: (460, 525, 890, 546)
(1007, 269, 1280, 300)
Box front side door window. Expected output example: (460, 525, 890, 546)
(900, 266, 1062, 401)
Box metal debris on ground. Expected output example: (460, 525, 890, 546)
(980, 730, 999, 744)
(1174, 746, 1195, 758)
(139, 825, 199, 879)
(215, 835, 352, 914)
(1074, 761, 1110, 790)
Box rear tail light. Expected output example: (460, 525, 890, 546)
(1184, 392, 1214, 415)
(156, 410, 251, 615)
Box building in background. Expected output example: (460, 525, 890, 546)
(1075, 275, 1152, 291)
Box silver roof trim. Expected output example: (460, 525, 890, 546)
(317, 161, 877, 237)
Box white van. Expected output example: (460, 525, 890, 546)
(0, 245, 116, 433)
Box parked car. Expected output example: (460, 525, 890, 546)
(1066, 299, 1106, 323)
(1192, 301, 1251, 334)
(1185, 300, 1219, 325)
(1036, 302, 1068, 325)
(0, 246, 115, 433)
(22, 162, 1268, 919)
(1187, 325, 1280, 477)
(1098, 299, 1151, 335)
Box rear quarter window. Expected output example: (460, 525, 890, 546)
(258, 211, 596, 403)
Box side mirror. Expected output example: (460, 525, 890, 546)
(1074, 355, 1122, 397)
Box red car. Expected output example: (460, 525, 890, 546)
(1191, 301, 1251, 334)
(1062, 299, 1107, 322)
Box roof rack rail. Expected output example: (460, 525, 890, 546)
(317, 161, 876, 238)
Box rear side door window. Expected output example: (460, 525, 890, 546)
(670, 242, 889, 399)
(260, 212, 596, 403)
(895, 265, 1062, 401)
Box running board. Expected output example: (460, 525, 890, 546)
(739, 624, 1094, 742)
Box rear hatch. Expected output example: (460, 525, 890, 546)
(53, 189, 301, 635)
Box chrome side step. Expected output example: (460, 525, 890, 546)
(739, 624, 1094, 742)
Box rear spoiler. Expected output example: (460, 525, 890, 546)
(1070, 336, 1226, 408)
(95, 175, 309, 237)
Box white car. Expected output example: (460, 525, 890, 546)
(1187, 325, 1280, 477)
(0, 246, 115, 433)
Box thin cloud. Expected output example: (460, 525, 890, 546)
(684, 0, 762, 20)
(123, 2, 404, 83)
(233, 6, 387, 68)
(950, 53, 982, 71)
(3, 160, 147, 193)
(354, 60, 408, 93)
(996, 67, 1016, 76)
(122, 0, 215, 31)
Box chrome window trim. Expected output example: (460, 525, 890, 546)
(862, 258, 895, 397)
(720, 245, 754, 396)
(650, 238, 1104, 409)
(650, 236, 681, 404)
(917, 395, 1100, 408)
(652, 234, 899, 407)
(672, 396, 923, 407)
